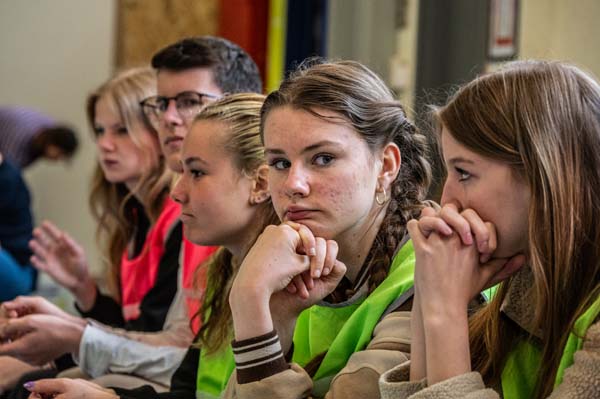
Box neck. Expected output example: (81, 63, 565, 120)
(125, 178, 144, 201)
(336, 204, 388, 284)
(227, 213, 268, 267)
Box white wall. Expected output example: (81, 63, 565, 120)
(520, 0, 600, 78)
(0, 0, 117, 285)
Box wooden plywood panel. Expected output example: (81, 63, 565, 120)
(117, 0, 218, 68)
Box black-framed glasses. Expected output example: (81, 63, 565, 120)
(140, 91, 221, 126)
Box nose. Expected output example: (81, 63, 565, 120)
(162, 99, 183, 126)
(440, 180, 463, 211)
(170, 174, 188, 205)
(283, 163, 310, 198)
(96, 133, 115, 152)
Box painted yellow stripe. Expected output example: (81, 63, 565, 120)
(266, 0, 287, 93)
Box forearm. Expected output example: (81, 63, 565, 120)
(409, 292, 426, 381)
(423, 307, 471, 385)
(231, 289, 273, 341)
(77, 325, 187, 386)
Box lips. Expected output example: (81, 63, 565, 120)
(164, 136, 183, 145)
(102, 159, 118, 167)
(285, 206, 317, 222)
(179, 212, 194, 222)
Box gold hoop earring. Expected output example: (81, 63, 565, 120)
(375, 187, 387, 206)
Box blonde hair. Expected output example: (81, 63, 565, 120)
(191, 93, 279, 354)
(437, 60, 600, 397)
(86, 67, 172, 300)
(261, 59, 432, 294)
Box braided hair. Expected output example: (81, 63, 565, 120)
(261, 59, 432, 293)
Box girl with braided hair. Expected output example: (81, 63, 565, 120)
(224, 59, 432, 398)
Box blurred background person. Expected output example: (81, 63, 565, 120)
(0, 106, 78, 169)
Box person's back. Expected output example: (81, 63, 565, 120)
(0, 106, 77, 168)
(0, 152, 35, 301)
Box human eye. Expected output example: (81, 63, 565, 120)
(455, 167, 471, 182)
(189, 168, 205, 179)
(92, 126, 104, 137)
(313, 153, 335, 167)
(268, 158, 291, 170)
(155, 98, 169, 112)
(116, 126, 128, 135)
(177, 93, 202, 109)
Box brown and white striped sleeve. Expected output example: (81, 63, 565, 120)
(232, 330, 289, 383)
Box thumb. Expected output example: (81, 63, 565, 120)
(327, 260, 347, 283)
(0, 317, 34, 340)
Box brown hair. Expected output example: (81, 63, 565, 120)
(437, 60, 600, 397)
(260, 59, 432, 293)
(191, 93, 279, 354)
(86, 67, 172, 299)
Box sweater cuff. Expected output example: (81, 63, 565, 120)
(232, 330, 289, 384)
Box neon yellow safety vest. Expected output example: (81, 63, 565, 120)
(195, 240, 415, 398)
(291, 240, 415, 397)
(501, 295, 600, 398)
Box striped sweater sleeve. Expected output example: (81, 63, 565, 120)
(232, 330, 289, 383)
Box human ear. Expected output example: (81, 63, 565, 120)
(377, 142, 401, 192)
(249, 164, 271, 205)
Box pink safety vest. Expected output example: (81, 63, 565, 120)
(181, 239, 216, 333)
(119, 197, 217, 330)
(120, 197, 181, 321)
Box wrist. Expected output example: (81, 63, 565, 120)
(230, 289, 273, 341)
(73, 279, 97, 312)
(65, 319, 86, 354)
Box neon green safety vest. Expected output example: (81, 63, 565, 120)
(291, 240, 415, 397)
(501, 295, 600, 398)
(195, 240, 416, 398)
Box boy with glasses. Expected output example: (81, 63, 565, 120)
(141, 36, 262, 172)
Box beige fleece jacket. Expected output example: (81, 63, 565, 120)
(378, 268, 600, 398)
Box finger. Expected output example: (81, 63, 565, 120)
(32, 227, 53, 249)
(0, 336, 29, 358)
(439, 204, 473, 245)
(311, 238, 327, 278)
(417, 216, 453, 237)
(327, 260, 347, 282)
(30, 255, 49, 273)
(301, 269, 314, 291)
(480, 222, 497, 263)
(2, 296, 44, 317)
(284, 222, 316, 256)
(407, 219, 428, 247)
(23, 378, 63, 394)
(285, 281, 297, 294)
(40, 221, 63, 242)
(460, 209, 491, 255)
(291, 275, 310, 299)
(419, 206, 438, 218)
(59, 232, 84, 257)
(1, 318, 30, 340)
(322, 240, 339, 276)
(28, 241, 49, 264)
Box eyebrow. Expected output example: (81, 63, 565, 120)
(446, 156, 475, 165)
(184, 156, 208, 166)
(265, 140, 344, 156)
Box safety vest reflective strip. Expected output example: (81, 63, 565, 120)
(195, 240, 415, 398)
(501, 295, 600, 398)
